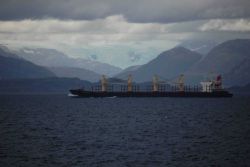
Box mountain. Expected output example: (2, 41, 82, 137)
(15, 48, 122, 76)
(0, 45, 20, 58)
(224, 60, 250, 86)
(115, 65, 141, 79)
(116, 47, 202, 82)
(187, 39, 250, 86)
(0, 77, 91, 94)
(229, 83, 250, 96)
(0, 45, 20, 59)
(0, 48, 55, 79)
(48, 67, 101, 82)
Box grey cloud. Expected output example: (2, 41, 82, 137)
(199, 19, 250, 32)
(0, 0, 250, 23)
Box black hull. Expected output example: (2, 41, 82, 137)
(70, 89, 233, 98)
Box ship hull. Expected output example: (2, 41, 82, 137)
(70, 89, 233, 98)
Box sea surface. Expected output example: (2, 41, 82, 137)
(0, 95, 250, 167)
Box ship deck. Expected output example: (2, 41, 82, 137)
(70, 89, 233, 98)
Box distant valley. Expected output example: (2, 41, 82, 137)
(1, 39, 250, 94)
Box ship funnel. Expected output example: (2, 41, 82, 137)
(214, 75, 222, 90)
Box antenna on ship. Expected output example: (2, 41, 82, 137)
(152, 75, 159, 92)
(101, 75, 107, 92)
(127, 74, 133, 92)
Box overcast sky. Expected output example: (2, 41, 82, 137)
(0, 0, 250, 68)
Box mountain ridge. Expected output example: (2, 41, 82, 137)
(186, 39, 250, 86)
(48, 66, 101, 82)
(0, 48, 55, 79)
(15, 48, 122, 76)
(116, 46, 202, 82)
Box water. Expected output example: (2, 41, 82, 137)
(0, 95, 250, 167)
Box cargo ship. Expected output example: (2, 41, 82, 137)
(69, 74, 233, 98)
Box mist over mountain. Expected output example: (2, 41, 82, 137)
(179, 40, 219, 55)
(0, 45, 20, 58)
(15, 48, 122, 76)
(48, 67, 101, 82)
(0, 48, 55, 79)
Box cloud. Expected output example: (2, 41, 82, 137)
(0, 0, 250, 23)
(199, 19, 250, 32)
(0, 15, 185, 44)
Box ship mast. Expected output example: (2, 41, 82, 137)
(177, 74, 184, 91)
(127, 74, 132, 92)
(153, 75, 159, 92)
(101, 75, 107, 92)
